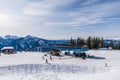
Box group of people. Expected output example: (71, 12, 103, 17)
(42, 54, 52, 63)
(73, 52, 88, 59)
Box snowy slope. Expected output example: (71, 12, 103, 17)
(0, 50, 120, 80)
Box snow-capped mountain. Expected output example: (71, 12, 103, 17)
(4, 35, 19, 39)
(0, 35, 69, 51)
(104, 39, 120, 47)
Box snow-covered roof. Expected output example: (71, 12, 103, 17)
(1, 47, 14, 50)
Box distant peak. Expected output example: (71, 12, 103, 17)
(105, 38, 120, 41)
(4, 35, 19, 39)
(25, 35, 36, 38)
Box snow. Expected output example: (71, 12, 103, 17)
(1, 46, 14, 50)
(4, 35, 19, 39)
(0, 50, 120, 80)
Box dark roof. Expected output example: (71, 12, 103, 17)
(51, 48, 61, 52)
(56, 44, 82, 48)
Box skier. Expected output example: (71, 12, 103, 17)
(46, 59, 48, 63)
(105, 63, 107, 67)
(44, 54, 48, 63)
(50, 55, 52, 60)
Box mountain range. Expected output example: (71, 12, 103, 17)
(0, 35, 120, 51)
(0, 35, 69, 51)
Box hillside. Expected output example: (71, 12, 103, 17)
(0, 35, 69, 51)
(0, 35, 120, 51)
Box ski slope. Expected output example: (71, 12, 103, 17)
(0, 50, 120, 80)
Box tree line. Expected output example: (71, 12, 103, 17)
(70, 36, 120, 50)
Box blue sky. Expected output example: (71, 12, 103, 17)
(0, 0, 120, 39)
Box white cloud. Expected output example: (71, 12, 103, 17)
(44, 17, 102, 28)
(23, 2, 52, 16)
(23, 0, 75, 16)
(0, 0, 119, 39)
(23, 0, 120, 27)
(69, 17, 102, 26)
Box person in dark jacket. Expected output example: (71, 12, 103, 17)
(50, 55, 52, 60)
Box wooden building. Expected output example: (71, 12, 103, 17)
(1, 47, 16, 54)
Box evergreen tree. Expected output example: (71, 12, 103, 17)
(117, 43, 120, 50)
(77, 37, 81, 45)
(101, 37, 104, 48)
(69, 36, 120, 50)
(97, 37, 101, 49)
(81, 38, 85, 46)
(94, 37, 98, 49)
(75, 37, 86, 47)
(86, 36, 92, 49)
(70, 37, 75, 45)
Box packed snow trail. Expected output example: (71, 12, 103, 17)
(0, 64, 109, 80)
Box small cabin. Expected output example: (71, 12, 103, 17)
(1, 47, 16, 54)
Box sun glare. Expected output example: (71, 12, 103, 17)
(0, 14, 10, 26)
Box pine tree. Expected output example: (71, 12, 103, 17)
(70, 37, 75, 45)
(101, 37, 104, 48)
(77, 37, 81, 45)
(81, 38, 85, 46)
(86, 36, 92, 49)
(118, 43, 120, 50)
(69, 36, 107, 49)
